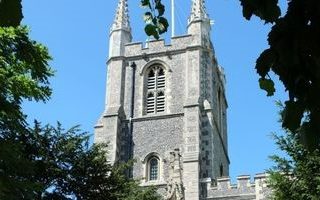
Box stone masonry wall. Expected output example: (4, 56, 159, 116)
(131, 116, 184, 184)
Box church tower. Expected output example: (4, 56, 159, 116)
(95, 0, 229, 199)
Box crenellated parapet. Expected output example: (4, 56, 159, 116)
(205, 173, 271, 200)
(124, 34, 215, 59)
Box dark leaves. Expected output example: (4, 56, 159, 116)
(1, 121, 162, 199)
(240, 0, 320, 149)
(140, 0, 151, 8)
(155, 0, 165, 16)
(240, 0, 281, 23)
(281, 100, 304, 132)
(145, 24, 159, 39)
(158, 17, 169, 34)
(0, 0, 23, 27)
(259, 77, 275, 96)
(141, 0, 169, 40)
(256, 48, 275, 78)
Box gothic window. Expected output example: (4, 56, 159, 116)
(145, 65, 166, 114)
(148, 156, 159, 181)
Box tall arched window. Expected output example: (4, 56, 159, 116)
(148, 156, 159, 181)
(145, 65, 166, 114)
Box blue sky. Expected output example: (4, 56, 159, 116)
(22, 0, 288, 181)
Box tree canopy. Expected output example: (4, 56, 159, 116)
(0, 5, 54, 197)
(0, 26, 53, 129)
(240, 0, 320, 150)
(268, 104, 320, 199)
(240, 1, 320, 198)
(0, 0, 23, 27)
(269, 132, 320, 200)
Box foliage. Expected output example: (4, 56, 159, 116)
(0, 21, 54, 199)
(140, 0, 169, 39)
(0, 0, 23, 27)
(240, 0, 320, 150)
(38, 123, 161, 200)
(1, 122, 161, 200)
(0, 26, 54, 129)
(269, 124, 320, 199)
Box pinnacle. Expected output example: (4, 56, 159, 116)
(189, 0, 208, 23)
(111, 0, 130, 31)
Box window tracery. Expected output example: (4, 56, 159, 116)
(145, 65, 166, 114)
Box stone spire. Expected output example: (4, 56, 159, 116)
(111, 0, 130, 32)
(108, 0, 132, 59)
(188, 0, 208, 23)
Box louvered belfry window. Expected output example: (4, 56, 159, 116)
(146, 65, 166, 114)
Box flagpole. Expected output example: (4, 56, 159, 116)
(171, 0, 175, 37)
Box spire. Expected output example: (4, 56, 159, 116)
(188, 0, 208, 23)
(111, 0, 130, 32)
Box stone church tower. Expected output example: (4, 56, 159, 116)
(95, 0, 231, 199)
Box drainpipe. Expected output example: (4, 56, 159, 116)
(128, 62, 136, 177)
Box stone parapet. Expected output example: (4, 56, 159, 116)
(206, 173, 271, 200)
(124, 35, 195, 58)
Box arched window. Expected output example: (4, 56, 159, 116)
(148, 157, 159, 181)
(145, 65, 166, 114)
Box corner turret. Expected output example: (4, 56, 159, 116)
(187, 0, 211, 47)
(109, 0, 132, 58)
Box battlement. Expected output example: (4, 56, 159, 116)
(205, 173, 271, 200)
(124, 34, 196, 58)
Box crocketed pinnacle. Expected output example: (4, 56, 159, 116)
(111, 0, 130, 31)
(188, 0, 208, 23)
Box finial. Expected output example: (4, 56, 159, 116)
(188, 0, 208, 23)
(111, 0, 130, 31)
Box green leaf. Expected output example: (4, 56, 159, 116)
(143, 12, 153, 23)
(259, 77, 275, 96)
(144, 24, 159, 39)
(261, 0, 281, 23)
(155, 0, 165, 16)
(282, 100, 304, 132)
(140, 0, 150, 8)
(256, 48, 275, 78)
(240, 0, 281, 23)
(240, 0, 254, 20)
(157, 17, 169, 34)
(140, 0, 168, 40)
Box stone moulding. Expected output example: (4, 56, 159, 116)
(123, 113, 184, 123)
